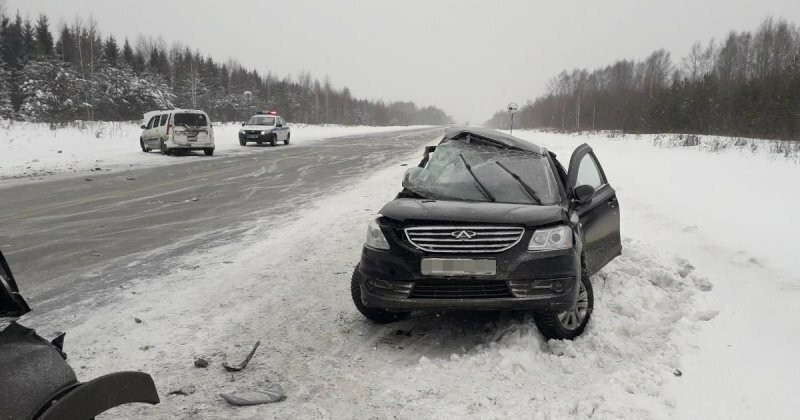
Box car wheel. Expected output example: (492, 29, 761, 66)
(159, 139, 167, 155)
(284, 133, 290, 145)
(533, 274, 594, 340)
(270, 135, 277, 147)
(204, 148, 214, 156)
(239, 138, 246, 146)
(140, 138, 149, 152)
(351, 265, 410, 324)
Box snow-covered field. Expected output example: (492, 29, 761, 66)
(0, 121, 430, 182)
(15, 129, 800, 418)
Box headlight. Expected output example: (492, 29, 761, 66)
(528, 225, 573, 251)
(365, 219, 390, 250)
(261, 130, 267, 135)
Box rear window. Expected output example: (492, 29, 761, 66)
(174, 113, 208, 127)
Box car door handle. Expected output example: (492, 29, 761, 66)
(607, 197, 618, 208)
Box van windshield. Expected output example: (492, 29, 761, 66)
(403, 141, 560, 205)
(173, 113, 208, 127)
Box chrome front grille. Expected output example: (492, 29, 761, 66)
(404, 226, 525, 253)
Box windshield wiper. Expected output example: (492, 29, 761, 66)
(495, 161, 543, 205)
(458, 154, 496, 202)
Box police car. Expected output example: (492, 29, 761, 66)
(238, 111, 290, 146)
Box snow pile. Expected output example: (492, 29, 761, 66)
(380, 241, 711, 419)
(0, 120, 430, 182)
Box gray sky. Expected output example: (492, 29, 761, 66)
(6, 0, 800, 123)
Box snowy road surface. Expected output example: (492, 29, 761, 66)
(4, 129, 799, 419)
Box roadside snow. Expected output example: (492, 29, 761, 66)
(15, 128, 800, 418)
(0, 120, 429, 183)
(514, 130, 800, 419)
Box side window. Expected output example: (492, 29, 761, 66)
(160, 114, 169, 126)
(146, 116, 157, 129)
(576, 154, 605, 189)
(279, 117, 286, 125)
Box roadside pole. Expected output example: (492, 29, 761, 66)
(507, 102, 518, 135)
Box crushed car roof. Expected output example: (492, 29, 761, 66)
(442, 127, 545, 155)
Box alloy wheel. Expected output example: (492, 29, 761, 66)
(557, 281, 589, 330)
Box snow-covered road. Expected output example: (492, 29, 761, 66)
(12, 129, 800, 419)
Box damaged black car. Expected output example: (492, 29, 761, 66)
(351, 127, 621, 340)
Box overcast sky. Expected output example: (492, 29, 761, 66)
(5, 0, 800, 123)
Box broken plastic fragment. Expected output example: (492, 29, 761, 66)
(220, 383, 285, 406)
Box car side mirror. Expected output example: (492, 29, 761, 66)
(140, 125, 147, 130)
(572, 184, 595, 206)
(276, 123, 283, 127)
(241, 122, 246, 127)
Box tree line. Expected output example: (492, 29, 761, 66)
(0, 10, 452, 125)
(486, 17, 800, 141)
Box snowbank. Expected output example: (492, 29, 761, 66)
(0, 120, 429, 183)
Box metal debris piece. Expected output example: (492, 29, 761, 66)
(223, 341, 260, 372)
(220, 383, 285, 406)
(673, 368, 683, 377)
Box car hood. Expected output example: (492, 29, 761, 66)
(379, 198, 567, 227)
(241, 125, 275, 131)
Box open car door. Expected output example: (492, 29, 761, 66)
(566, 144, 622, 275)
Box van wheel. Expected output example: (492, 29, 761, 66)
(533, 274, 594, 340)
(140, 138, 150, 152)
(270, 135, 277, 147)
(159, 139, 167, 155)
(351, 266, 410, 324)
(284, 133, 290, 145)
(204, 148, 214, 156)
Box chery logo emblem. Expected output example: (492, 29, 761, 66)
(452, 230, 477, 240)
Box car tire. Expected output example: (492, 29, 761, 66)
(270, 135, 277, 147)
(140, 138, 149, 152)
(239, 138, 247, 146)
(284, 133, 290, 145)
(533, 273, 594, 340)
(351, 266, 410, 324)
(159, 139, 167, 155)
(204, 148, 214, 156)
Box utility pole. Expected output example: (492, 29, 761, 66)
(507, 102, 518, 135)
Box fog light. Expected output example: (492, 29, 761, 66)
(552, 280, 563, 292)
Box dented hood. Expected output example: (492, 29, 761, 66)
(380, 198, 566, 227)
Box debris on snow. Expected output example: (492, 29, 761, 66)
(168, 385, 197, 396)
(223, 340, 260, 372)
(220, 383, 285, 406)
(134, 317, 142, 324)
(194, 358, 210, 368)
(673, 369, 683, 377)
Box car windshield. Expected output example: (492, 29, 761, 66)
(403, 140, 560, 205)
(173, 113, 208, 127)
(247, 116, 276, 125)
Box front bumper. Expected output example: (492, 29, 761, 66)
(239, 132, 273, 141)
(358, 238, 582, 312)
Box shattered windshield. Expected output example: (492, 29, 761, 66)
(247, 116, 276, 125)
(403, 140, 560, 205)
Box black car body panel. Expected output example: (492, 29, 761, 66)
(357, 127, 621, 314)
(379, 200, 567, 227)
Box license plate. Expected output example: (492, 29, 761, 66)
(421, 258, 496, 276)
(247, 134, 259, 139)
(187, 137, 197, 142)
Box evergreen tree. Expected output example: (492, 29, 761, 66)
(33, 14, 53, 57)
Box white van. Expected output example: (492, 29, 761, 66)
(139, 109, 215, 156)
